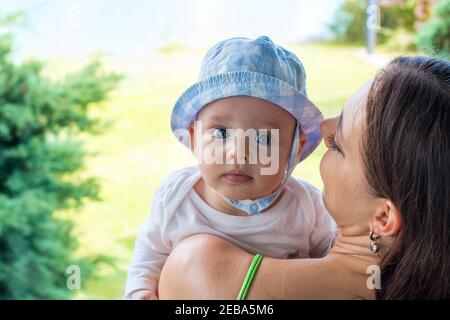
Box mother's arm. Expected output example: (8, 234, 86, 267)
(158, 234, 342, 299)
(158, 234, 252, 299)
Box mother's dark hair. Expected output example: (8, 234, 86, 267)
(363, 56, 450, 299)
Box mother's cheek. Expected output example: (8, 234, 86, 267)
(319, 151, 333, 185)
(319, 151, 337, 209)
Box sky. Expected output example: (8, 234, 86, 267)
(0, 0, 343, 59)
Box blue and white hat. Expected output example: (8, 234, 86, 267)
(171, 35, 323, 162)
(170, 36, 323, 215)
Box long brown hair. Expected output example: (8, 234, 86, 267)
(363, 56, 450, 299)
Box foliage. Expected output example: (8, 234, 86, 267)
(416, 0, 450, 57)
(0, 13, 121, 299)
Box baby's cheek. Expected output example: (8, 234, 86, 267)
(199, 163, 219, 182)
(256, 169, 284, 190)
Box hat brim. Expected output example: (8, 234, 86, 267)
(170, 71, 323, 162)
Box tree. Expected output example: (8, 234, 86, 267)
(328, 0, 367, 43)
(416, 0, 450, 57)
(328, 0, 421, 50)
(0, 14, 122, 299)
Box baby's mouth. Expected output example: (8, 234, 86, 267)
(223, 169, 253, 183)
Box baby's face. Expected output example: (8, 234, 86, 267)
(190, 96, 300, 201)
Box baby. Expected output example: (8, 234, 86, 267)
(124, 36, 336, 300)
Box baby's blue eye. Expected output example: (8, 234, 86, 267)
(213, 128, 229, 139)
(255, 133, 271, 145)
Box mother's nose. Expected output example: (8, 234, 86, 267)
(320, 116, 339, 136)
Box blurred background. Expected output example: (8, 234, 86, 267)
(0, 0, 448, 299)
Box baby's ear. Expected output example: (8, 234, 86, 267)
(189, 123, 195, 152)
(299, 132, 307, 148)
(298, 132, 307, 157)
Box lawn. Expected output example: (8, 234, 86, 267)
(68, 42, 382, 299)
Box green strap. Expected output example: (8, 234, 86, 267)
(236, 253, 263, 300)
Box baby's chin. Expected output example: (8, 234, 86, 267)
(215, 185, 271, 201)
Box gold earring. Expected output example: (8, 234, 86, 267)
(369, 231, 381, 253)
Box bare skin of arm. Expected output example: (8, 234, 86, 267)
(158, 233, 380, 300)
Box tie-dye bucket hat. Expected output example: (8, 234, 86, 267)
(170, 35, 323, 162)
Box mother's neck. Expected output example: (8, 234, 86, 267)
(325, 225, 384, 300)
(330, 225, 380, 257)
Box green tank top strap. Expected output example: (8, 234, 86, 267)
(236, 253, 263, 300)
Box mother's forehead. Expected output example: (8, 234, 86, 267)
(341, 79, 373, 135)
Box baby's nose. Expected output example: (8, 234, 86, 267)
(226, 136, 250, 164)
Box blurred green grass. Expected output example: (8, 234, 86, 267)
(66, 43, 382, 299)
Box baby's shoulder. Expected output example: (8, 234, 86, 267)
(287, 177, 322, 199)
(156, 166, 200, 194)
(285, 177, 325, 213)
(161, 165, 199, 184)
(152, 166, 200, 209)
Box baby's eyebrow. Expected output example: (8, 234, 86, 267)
(204, 116, 280, 128)
(205, 115, 231, 122)
(258, 120, 281, 129)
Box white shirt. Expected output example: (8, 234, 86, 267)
(124, 166, 336, 298)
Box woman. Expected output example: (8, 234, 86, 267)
(158, 56, 450, 299)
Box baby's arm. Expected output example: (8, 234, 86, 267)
(124, 186, 171, 299)
(307, 185, 337, 258)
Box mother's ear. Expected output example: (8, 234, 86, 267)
(371, 200, 402, 237)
